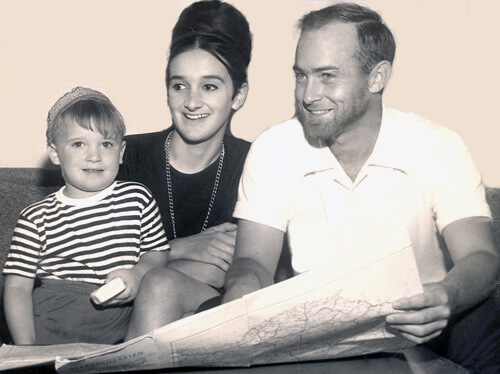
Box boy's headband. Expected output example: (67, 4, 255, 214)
(47, 86, 111, 126)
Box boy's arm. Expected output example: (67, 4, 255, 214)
(4, 275, 36, 344)
(223, 219, 285, 303)
(102, 250, 169, 306)
(100, 190, 170, 306)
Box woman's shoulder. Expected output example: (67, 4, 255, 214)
(223, 133, 251, 156)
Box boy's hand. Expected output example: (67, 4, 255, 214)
(90, 278, 126, 305)
(99, 268, 142, 306)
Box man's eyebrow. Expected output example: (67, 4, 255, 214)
(292, 65, 340, 73)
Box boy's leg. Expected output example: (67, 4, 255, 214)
(125, 267, 220, 340)
(33, 279, 132, 344)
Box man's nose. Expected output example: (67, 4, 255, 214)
(302, 78, 323, 105)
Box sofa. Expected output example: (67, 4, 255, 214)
(1, 167, 499, 360)
(0, 167, 64, 342)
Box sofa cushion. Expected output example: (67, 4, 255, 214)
(0, 168, 64, 269)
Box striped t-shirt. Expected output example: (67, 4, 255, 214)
(3, 181, 170, 284)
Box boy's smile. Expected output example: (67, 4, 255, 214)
(48, 121, 126, 199)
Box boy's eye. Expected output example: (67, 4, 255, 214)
(172, 83, 187, 91)
(202, 84, 218, 91)
(102, 141, 114, 148)
(72, 142, 84, 148)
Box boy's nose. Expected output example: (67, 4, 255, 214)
(86, 146, 102, 162)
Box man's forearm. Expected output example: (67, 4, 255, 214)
(223, 257, 274, 303)
(441, 250, 500, 314)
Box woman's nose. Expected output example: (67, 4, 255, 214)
(184, 89, 203, 111)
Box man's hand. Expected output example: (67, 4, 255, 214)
(386, 283, 452, 344)
(169, 222, 237, 271)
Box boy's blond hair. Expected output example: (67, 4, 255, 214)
(46, 86, 126, 145)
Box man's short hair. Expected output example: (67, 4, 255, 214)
(298, 2, 396, 74)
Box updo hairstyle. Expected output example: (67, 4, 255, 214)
(166, 0, 252, 95)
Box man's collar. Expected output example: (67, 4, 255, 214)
(366, 107, 410, 174)
(298, 107, 411, 177)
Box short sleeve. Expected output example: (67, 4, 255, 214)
(429, 130, 491, 232)
(3, 214, 42, 278)
(233, 130, 294, 232)
(139, 191, 170, 254)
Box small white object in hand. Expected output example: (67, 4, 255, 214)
(90, 278, 126, 304)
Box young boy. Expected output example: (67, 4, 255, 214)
(2, 86, 170, 345)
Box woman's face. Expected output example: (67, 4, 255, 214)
(167, 48, 246, 145)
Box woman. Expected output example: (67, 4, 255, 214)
(119, 0, 252, 339)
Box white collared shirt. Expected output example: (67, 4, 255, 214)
(234, 108, 491, 282)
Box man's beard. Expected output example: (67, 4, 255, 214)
(295, 93, 370, 147)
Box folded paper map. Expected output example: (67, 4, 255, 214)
(0, 231, 422, 373)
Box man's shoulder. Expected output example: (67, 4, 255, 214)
(253, 118, 305, 147)
(387, 108, 455, 134)
(385, 108, 463, 146)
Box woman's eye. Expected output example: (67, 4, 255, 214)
(172, 83, 186, 91)
(203, 84, 218, 91)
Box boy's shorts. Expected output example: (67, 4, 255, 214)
(33, 279, 132, 345)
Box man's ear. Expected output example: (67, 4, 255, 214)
(231, 83, 249, 111)
(47, 144, 61, 165)
(368, 61, 392, 94)
(119, 141, 126, 164)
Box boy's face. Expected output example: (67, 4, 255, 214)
(48, 121, 126, 198)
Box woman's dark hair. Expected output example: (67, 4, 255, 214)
(166, 0, 252, 94)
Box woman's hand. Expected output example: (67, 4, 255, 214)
(169, 222, 237, 271)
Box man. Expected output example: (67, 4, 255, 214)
(223, 1, 499, 365)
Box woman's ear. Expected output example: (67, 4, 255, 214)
(47, 144, 61, 165)
(368, 61, 392, 94)
(231, 83, 249, 111)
